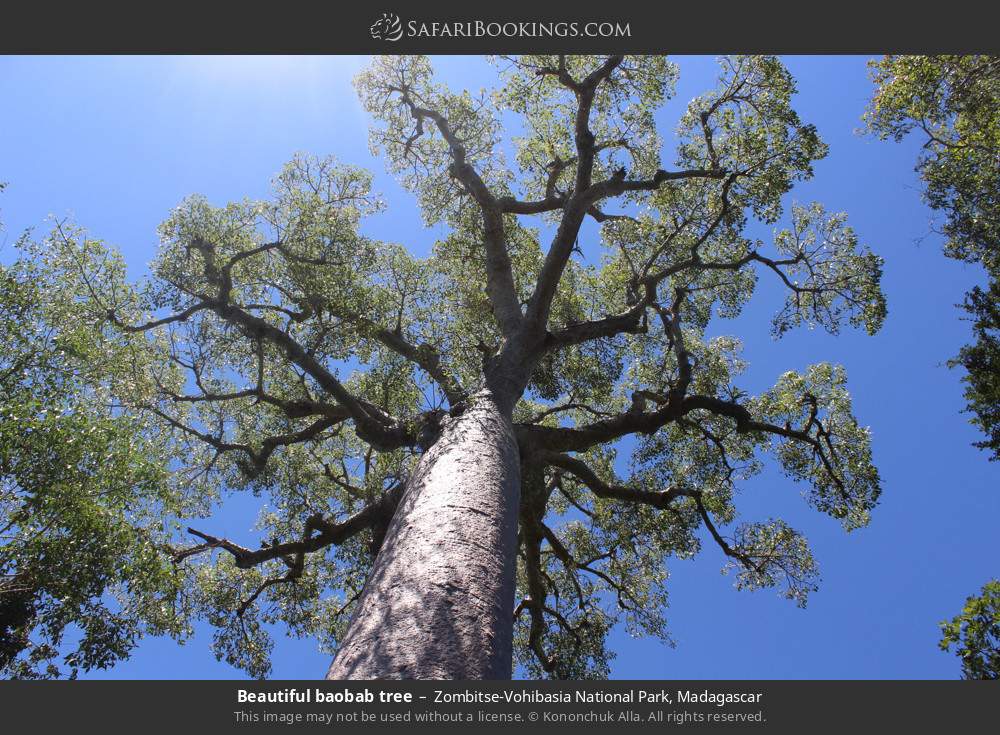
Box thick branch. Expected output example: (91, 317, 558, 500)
(498, 194, 567, 215)
(520, 523, 557, 675)
(182, 237, 415, 451)
(390, 85, 522, 336)
(590, 167, 726, 201)
(172, 483, 404, 570)
(545, 298, 649, 349)
(367, 326, 466, 406)
(537, 451, 684, 509)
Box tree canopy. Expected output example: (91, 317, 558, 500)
(868, 54, 1000, 681)
(939, 580, 1000, 680)
(867, 55, 1000, 459)
(0, 228, 187, 678)
(17, 55, 887, 679)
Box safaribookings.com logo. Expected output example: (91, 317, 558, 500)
(369, 14, 631, 41)
(370, 13, 404, 41)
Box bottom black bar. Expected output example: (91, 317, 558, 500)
(1, 680, 994, 732)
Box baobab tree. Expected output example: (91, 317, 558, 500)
(55, 55, 886, 679)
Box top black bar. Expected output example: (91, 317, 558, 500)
(2, 1, 998, 54)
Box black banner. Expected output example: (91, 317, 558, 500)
(0, 680, 995, 733)
(1, 1, 999, 53)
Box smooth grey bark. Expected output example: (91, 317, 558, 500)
(326, 389, 521, 679)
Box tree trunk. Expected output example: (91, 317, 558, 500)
(326, 390, 521, 679)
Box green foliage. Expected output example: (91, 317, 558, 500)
(677, 56, 827, 223)
(939, 580, 1000, 680)
(770, 204, 886, 337)
(867, 56, 1000, 269)
(724, 520, 819, 607)
(494, 55, 676, 207)
(868, 57, 1000, 681)
(0, 231, 187, 679)
(356, 56, 505, 225)
(751, 364, 881, 530)
(867, 55, 1000, 458)
(952, 281, 1000, 456)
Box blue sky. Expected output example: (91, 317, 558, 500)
(1, 55, 996, 680)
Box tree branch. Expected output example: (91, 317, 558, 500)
(537, 451, 685, 509)
(389, 84, 523, 336)
(172, 483, 404, 570)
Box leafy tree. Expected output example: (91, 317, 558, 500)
(0, 226, 187, 678)
(867, 55, 1000, 681)
(939, 580, 1000, 680)
(867, 55, 1000, 459)
(53, 55, 886, 680)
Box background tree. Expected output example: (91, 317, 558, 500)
(55, 55, 886, 680)
(0, 224, 187, 678)
(939, 580, 1000, 680)
(867, 55, 1000, 459)
(867, 55, 1000, 679)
